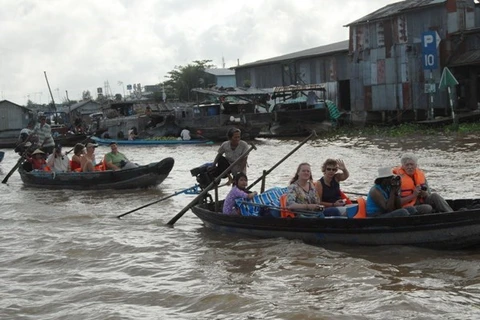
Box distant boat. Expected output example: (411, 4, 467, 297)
(267, 84, 339, 136)
(91, 136, 213, 146)
(164, 87, 272, 141)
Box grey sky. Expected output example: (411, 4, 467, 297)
(0, 0, 400, 105)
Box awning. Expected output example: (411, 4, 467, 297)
(449, 49, 480, 67)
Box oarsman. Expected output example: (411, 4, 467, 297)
(32, 115, 55, 154)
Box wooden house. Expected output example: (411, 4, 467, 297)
(0, 100, 33, 135)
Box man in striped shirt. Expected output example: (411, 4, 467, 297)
(32, 115, 55, 154)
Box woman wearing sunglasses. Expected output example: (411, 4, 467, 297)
(315, 159, 350, 216)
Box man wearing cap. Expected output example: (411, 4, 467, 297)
(46, 144, 70, 172)
(104, 142, 137, 170)
(365, 167, 417, 218)
(32, 115, 55, 154)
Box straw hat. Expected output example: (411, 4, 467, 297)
(31, 149, 45, 156)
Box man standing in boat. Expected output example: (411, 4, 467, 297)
(32, 114, 55, 154)
(209, 128, 249, 179)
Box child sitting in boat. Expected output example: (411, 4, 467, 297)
(223, 172, 257, 215)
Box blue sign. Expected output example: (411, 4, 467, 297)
(421, 31, 439, 70)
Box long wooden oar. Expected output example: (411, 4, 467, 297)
(247, 131, 316, 191)
(2, 156, 26, 184)
(117, 185, 200, 219)
(167, 143, 257, 226)
(345, 191, 368, 197)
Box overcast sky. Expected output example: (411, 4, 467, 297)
(0, 0, 401, 106)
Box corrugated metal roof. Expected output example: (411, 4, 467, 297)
(235, 39, 349, 69)
(0, 99, 31, 111)
(449, 49, 480, 67)
(205, 68, 235, 76)
(191, 87, 269, 96)
(68, 99, 100, 112)
(345, 0, 446, 26)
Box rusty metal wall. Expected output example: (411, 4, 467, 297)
(0, 102, 31, 131)
(348, 4, 456, 117)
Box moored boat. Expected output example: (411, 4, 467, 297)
(91, 136, 213, 145)
(267, 84, 345, 136)
(18, 157, 174, 190)
(191, 197, 480, 249)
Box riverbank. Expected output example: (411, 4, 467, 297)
(322, 122, 480, 139)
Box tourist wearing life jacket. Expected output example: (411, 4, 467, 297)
(393, 154, 452, 213)
(70, 143, 85, 172)
(26, 149, 48, 171)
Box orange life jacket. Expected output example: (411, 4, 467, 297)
(279, 194, 295, 218)
(70, 160, 81, 172)
(392, 166, 426, 207)
(354, 197, 367, 219)
(94, 161, 106, 171)
(340, 191, 353, 204)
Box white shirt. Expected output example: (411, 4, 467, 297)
(46, 152, 70, 172)
(180, 129, 191, 141)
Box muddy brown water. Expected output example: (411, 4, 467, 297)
(1, 133, 479, 319)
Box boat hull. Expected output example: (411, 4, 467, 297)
(18, 157, 174, 190)
(191, 199, 480, 249)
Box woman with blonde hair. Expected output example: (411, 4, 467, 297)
(286, 163, 323, 212)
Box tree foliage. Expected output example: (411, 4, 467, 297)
(163, 60, 215, 102)
(82, 90, 92, 101)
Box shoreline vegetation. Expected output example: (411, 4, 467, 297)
(323, 122, 480, 139)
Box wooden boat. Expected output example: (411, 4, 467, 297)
(54, 133, 89, 146)
(173, 87, 271, 141)
(91, 136, 213, 146)
(191, 197, 480, 249)
(18, 157, 174, 190)
(266, 84, 350, 136)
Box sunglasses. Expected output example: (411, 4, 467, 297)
(326, 168, 338, 172)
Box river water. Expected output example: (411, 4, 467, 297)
(1, 133, 480, 319)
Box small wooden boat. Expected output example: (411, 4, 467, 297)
(18, 157, 174, 190)
(191, 197, 480, 249)
(54, 133, 89, 147)
(91, 136, 213, 146)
